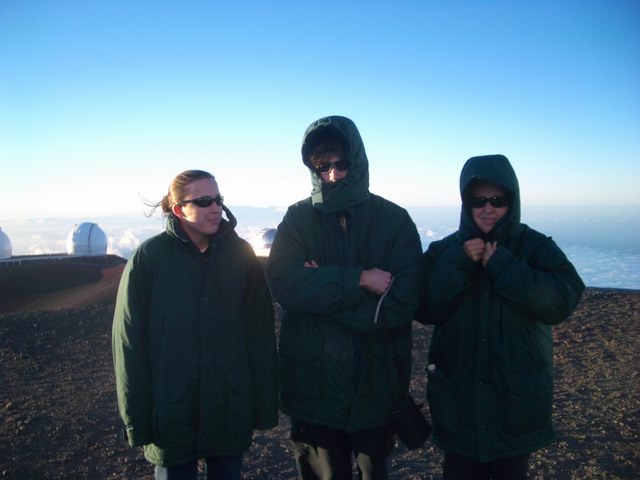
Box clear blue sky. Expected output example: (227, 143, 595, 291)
(1, 0, 639, 220)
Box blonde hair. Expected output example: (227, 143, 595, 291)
(145, 170, 215, 217)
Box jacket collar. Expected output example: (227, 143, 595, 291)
(166, 204, 238, 252)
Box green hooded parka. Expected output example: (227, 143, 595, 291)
(417, 154, 584, 462)
(267, 116, 423, 432)
(112, 207, 278, 467)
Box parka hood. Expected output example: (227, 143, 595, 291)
(458, 154, 522, 242)
(301, 115, 370, 214)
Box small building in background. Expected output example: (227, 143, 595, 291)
(250, 227, 277, 258)
(0, 227, 12, 260)
(261, 228, 277, 249)
(66, 222, 108, 256)
(0, 222, 125, 312)
(0, 221, 116, 268)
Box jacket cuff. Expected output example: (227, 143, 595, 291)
(126, 426, 153, 447)
(254, 411, 279, 431)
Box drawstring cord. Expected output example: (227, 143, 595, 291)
(373, 277, 394, 324)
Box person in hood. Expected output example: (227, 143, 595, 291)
(112, 170, 278, 480)
(416, 155, 585, 479)
(267, 116, 423, 479)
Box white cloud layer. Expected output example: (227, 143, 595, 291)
(1, 207, 639, 290)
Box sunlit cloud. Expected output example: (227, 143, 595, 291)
(108, 230, 144, 258)
(1, 207, 639, 289)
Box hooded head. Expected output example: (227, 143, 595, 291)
(458, 154, 521, 242)
(301, 116, 370, 214)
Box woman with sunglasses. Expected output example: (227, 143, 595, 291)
(112, 170, 278, 480)
(416, 154, 584, 479)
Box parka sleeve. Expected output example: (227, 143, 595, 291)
(267, 208, 365, 315)
(330, 211, 423, 333)
(268, 205, 423, 333)
(242, 249, 279, 430)
(486, 232, 585, 324)
(111, 250, 153, 447)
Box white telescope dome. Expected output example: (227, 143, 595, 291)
(66, 222, 108, 256)
(0, 227, 12, 259)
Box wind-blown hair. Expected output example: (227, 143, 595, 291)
(144, 170, 215, 217)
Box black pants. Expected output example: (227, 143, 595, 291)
(290, 419, 393, 480)
(443, 451, 530, 480)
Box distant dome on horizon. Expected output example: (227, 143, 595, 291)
(0, 227, 12, 259)
(66, 222, 108, 256)
(261, 228, 277, 249)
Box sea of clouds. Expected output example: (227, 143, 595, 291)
(2, 205, 638, 290)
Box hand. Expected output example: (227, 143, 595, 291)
(359, 268, 393, 295)
(463, 238, 486, 263)
(482, 241, 497, 268)
(304, 260, 319, 268)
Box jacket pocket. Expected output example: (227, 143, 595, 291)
(368, 338, 409, 403)
(223, 363, 253, 436)
(501, 368, 552, 435)
(280, 351, 323, 401)
(152, 377, 196, 448)
(426, 367, 463, 433)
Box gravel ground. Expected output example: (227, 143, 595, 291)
(0, 288, 638, 479)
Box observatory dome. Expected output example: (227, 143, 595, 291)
(261, 228, 277, 249)
(0, 227, 12, 259)
(66, 222, 108, 256)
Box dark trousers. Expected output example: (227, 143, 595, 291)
(443, 451, 529, 480)
(290, 419, 393, 480)
(154, 454, 243, 480)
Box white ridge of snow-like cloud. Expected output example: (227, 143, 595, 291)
(108, 230, 145, 258)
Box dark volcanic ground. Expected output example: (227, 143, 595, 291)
(0, 262, 638, 479)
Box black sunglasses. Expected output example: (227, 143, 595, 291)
(179, 195, 224, 208)
(312, 159, 350, 174)
(468, 195, 510, 209)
